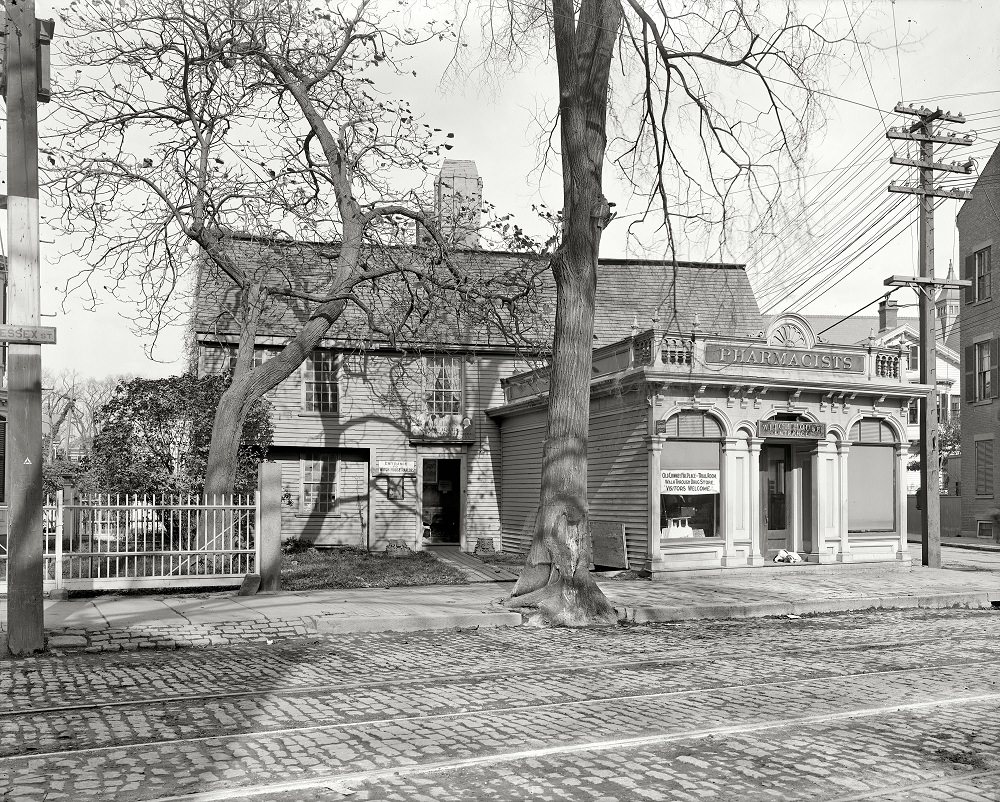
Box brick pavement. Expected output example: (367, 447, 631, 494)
(2, 609, 1000, 800)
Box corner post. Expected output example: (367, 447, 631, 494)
(257, 462, 282, 592)
(836, 442, 853, 562)
(747, 438, 765, 566)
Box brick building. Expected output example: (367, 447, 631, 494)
(957, 143, 1000, 539)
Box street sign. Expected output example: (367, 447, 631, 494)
(0, 324, 56, 344)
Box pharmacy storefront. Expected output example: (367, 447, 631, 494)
(493, 315, 925, 576)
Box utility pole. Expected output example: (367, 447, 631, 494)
(3, 0, 55, 656)
(887, 104, 973, 568)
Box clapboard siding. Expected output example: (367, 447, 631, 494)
(272, 448, 369, 547)
(464, 357, 510, 547)
(588, 399, 650, 569)
(498, 394, 650, 566)
(201, 344, 524, 551)
(498, 409, 547, 553)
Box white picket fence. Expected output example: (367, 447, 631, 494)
(0, 492, 260, 592)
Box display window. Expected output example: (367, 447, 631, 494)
(659, 412, 722, 539)
(847, 418, 897, 532)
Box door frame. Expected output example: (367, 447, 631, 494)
(760, 443, 793, 558)
(415, 448, 468, 551)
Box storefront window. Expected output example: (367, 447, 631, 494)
(660, 412, 722, 539)
(847, 418, 897, 532)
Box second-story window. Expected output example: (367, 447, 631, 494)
(976, 248, 992, 302)
(303, 351, 338, 413)
(977, 341, 993, 401)
(424, 356, 462, 417)
(908, 344, 919, 372)
(967, 246, 993, 304)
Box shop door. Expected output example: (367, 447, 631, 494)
(421, 458, 461, 544)
(761, 445, 792, 558)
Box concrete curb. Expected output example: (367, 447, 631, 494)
(312, 611, 524, 634)
(6, 587, 999, 658)
(619, 590, 1000, 624)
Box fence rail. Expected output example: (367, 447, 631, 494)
(0, 492, 260, 592)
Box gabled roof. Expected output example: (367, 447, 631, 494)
(785, 314, 917, 346)
(192, 235, 764, 350)
(783, 313, 960, 364)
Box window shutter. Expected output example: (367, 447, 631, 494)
(964, 254, 975, 304)
(991, 339, 999, 399)
(966, 344, 976, 402)
(988, 247, 994, 300)
(978, 440, 995, 496)
(0, 416, 6, 504)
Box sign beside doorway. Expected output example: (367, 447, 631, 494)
(377, 460, 417, 475)
(758, 420, 826, 439)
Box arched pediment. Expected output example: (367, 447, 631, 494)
(765, 314, 817, 349)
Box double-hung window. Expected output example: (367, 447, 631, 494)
(303, 351, 338, 413)
(424, 356, 462, 417)
(966, 246, 992, 304)
(977, 341, 993, 401)
(301, 454, 337, 513)
(976, 248, 992, 302)
(966, 338, 998, 403)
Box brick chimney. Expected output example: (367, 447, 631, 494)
(878, 298, 898, 332)
(435, 160, 482, 248)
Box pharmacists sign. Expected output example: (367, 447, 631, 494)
(660, 470, 720, 494)
(705, 343, 866, 373)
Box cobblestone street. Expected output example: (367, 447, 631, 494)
(3, 604, 1000, 800)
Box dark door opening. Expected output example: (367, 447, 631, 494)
(761, 444, 792, 559)
(422, 458, 461, 544)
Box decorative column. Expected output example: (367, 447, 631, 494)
(747, 437, 765, 566)
(837, 441, 853, 562)
(894, 442, 911, 561)
(646, 435, 665, 569)
(720, 437, 744, 567)
(809, 441, 838, 564)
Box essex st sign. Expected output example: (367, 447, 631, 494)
(0, 323, 56, 345)
(705, 343, 865, 373)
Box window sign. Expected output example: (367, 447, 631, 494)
(660, 470, 720, 494)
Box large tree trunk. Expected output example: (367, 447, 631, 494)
(504, 0, 621, 627)
(203, 300, 347, 498)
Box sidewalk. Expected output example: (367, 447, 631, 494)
(2, 561, 998, 655)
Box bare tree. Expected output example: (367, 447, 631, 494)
(466, 1, 844, 625)
(48, 0, 542, 499)
(42, 370, 131, 462)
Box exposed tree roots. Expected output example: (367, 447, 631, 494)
(505, 559, 619, 628)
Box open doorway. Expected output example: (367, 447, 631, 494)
(421, 458, 461, 545)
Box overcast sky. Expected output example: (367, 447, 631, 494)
(20, 0, 1000, 379)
